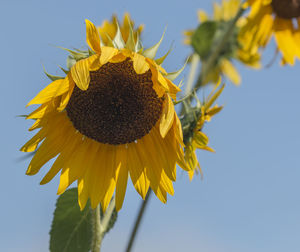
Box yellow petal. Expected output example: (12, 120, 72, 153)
(20, 128, 46, 152)
(27, 98, 60, 119)
(78, 178, 89, 210)
(127, 143, 149, 199)
(133, 53, 150, 74)
(100, 46, 119, 65)
(274, 18, 300, 65)
(57, 139, 93, 195)
(115, 145, 128, 211)
(89, 145, 116, 209)
(27, 75, 71, 106)
(70, 56, 97, 91)
(26, 119, 69, 175)
(85, 19, 101, 54)
(197, 10, 209, 22)
(101, 179, 116, 212)
(220, 59, 241, 85)
(159, 95, 175, 138)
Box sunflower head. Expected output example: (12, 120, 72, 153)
(22, 17, 190, 212)
(182, 82, 224, 180)
(184, 0, 261, 85)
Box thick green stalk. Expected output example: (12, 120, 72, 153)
(91, 204, 102, 252)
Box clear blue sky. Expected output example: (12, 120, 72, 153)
(2, 0, 300, 251)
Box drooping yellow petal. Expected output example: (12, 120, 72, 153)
(101, 179, 116, 212)
(20, 128, 47, 152)
(57, 81, 75, 111)
(89, 145, 117, 209)
(78, 178, 89, 210)
(127, 143, 149, 199)
(85, 19, 101, 54)
(39, 121, 80, 184)
(152, 128, 177, 181)
(57, 139, 93, 195)
(26, 118, 69, 175)
(27, 98, 60, 119)
(136, 136, 174, 196)
(159, 95, 175, 138)
(27, 75, 71, 106)
(115, 145, 128, 211)
(100, 146, 118, 212)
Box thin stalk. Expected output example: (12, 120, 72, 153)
(125, 190, 152, 252)
(91, 204, 102, 252)
(185, 53, 200, 96)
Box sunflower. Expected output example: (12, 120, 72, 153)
(21, 18, 190, 212)
(184, 0, 261, 85)
(241, 0, 300, 65)
(184, 83, 224, 180)
(97, 13, 143, 46)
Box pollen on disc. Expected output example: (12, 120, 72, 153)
(66, 58, 164, 145)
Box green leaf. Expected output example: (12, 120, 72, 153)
(191, 21, 217, 60)
(50, 188, 92, 252)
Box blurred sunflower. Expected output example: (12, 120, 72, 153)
(183, 83, 224, 180)
(184, 0, 260, 85)
(241, 0, 300, 65)
(21, 18, 189, 212)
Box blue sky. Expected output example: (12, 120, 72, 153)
(1, 0, 300, 251)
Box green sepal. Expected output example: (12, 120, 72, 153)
(155, 43, 173, 65)
(143, 28, 166, 59)
(165, 59, 187, 81)
(113, 21, 125, 49)
(57, 46, 89, 61)
(66, 55, 77, 69)
(43, 66, 64, 81)
(58, 66, 69, 75)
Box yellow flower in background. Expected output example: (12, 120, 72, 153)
(184, 0, 261, 85)
(241, 0, 300, 65)
(21, 18, 190, 212)
(97, 13, 144, 46)
(184, 83, 224, 180)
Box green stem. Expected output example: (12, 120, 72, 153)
(102, 198, 116, 229)
(125, 190, 152, 252)
(185, 53, 200, 96)
(91, 204, 102, 252)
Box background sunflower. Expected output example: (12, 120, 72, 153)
(241, 0, 300, 65)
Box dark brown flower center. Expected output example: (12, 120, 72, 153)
(66, 58, 163, 145)
(272, 0, 300, 19)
